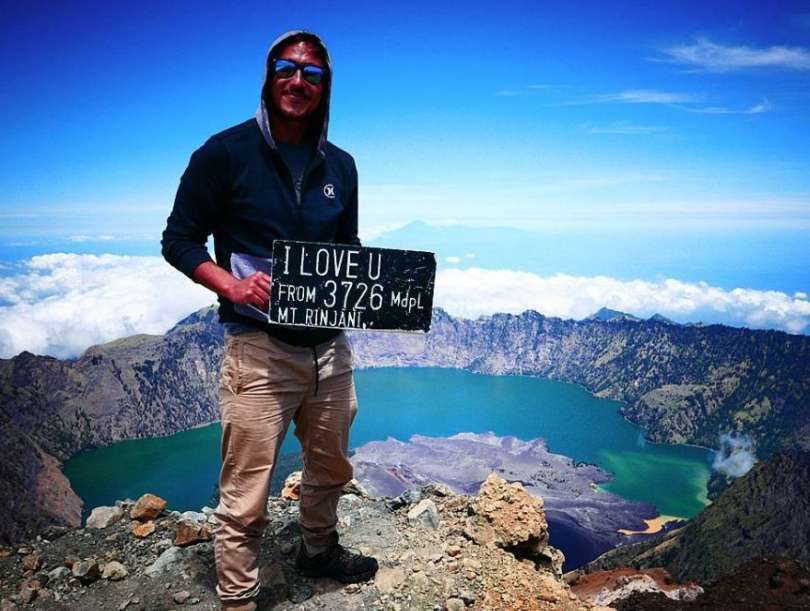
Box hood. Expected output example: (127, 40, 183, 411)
(254, 30, 332, 157)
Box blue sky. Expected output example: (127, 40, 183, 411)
(2, 0, 809, 238)
(2, 1, 810, 357)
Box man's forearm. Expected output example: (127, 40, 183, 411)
(192, 261, 272, 311)
(192, 261, 239, 300)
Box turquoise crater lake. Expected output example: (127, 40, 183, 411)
(65, 367, 713, 525)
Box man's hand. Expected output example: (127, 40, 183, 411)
(192, 262, 272, 312)
(225, 272, 272, 311)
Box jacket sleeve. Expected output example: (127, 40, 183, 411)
(161, 138, 229, 280)
(336, 157, 361, 246)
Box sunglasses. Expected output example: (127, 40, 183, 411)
(273, 58, 327, 85)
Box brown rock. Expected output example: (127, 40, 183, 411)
(17, 583, 36, 605)
(537, 545, 566, 578)
(131, 521, 156, 538)
(445, 598, 465, 611)
(22, 552, 42, 572)
(101, 561, 128, 581)
(129, 493, 167, 521)
(174, 520, 212, 547)
(374, 567, 406, 594)
(281, 471, 301, 501)
(63, 555, 79, 569)
(71, 559, 100, 585)
(466, 473, 568, 572)
(23, 577, 44, 591)
(342, 478, 371, 498)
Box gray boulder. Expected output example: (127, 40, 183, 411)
(86, 506, 124, 529)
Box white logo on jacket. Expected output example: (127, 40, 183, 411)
(323, 184, 335, 199)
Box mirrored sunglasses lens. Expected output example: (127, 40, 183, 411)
(303, 66, 324, 84)
(274, 59, 296, 78)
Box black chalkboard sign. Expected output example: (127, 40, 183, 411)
(269, 241, 435, 332)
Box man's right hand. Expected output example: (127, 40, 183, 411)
(224, 272, 272, 312)
(192, 262, 272, 312)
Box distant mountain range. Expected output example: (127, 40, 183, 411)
(2, 305, 808, 545)
(586, 308, 675, 326)
(586, 307, 643, 323)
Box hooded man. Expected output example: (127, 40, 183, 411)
(161, 31, 378, 610)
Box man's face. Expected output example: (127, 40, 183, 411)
(269, 41, 326, 122)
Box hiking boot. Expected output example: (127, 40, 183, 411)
(221, 599, 256, 611)
(296, 541, 379, 583)
(220, 586, 275, 611)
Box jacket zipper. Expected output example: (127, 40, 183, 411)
(296, 155, 321, 206)
(294, 176, 303, 206)
(296, 172, 307, 206)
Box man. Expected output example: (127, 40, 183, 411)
(161, 30, 378, 610)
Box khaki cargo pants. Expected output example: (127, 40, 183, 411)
(213, 330, 358, 602)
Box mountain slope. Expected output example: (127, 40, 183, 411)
(0, 308, 224, 544)
(583, 444, 810, 583)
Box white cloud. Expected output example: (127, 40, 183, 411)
(744, 100, 773, 114)
(679, 99, 773, 115)
(594, 89, 698, 104)
(434, 268, 810, 334)
(445, 256, 462, 264)
(680, 105, 735, 115)
(590, 89, 772, 116)
(0, 254, 214, 359)
(712, 434, 756, 477)
(69, 234, 116, 242)
(584, 122, 668, 135)
(2, 256, 809, 360)
(660, 38, 810, 72)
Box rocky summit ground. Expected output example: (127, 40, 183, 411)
(6, 472, 798, 611)
(0, 474, 631, 611)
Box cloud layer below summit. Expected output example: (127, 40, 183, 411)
(2, 254, 808, 359)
